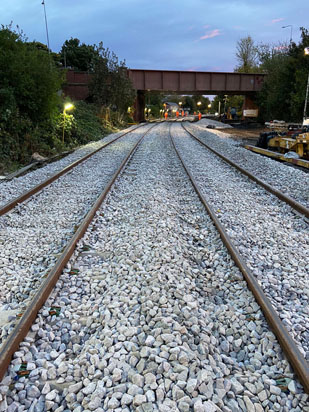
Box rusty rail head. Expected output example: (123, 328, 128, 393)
(0, 124, 144, 217)
(0, 123, 158, 381)
(170, 125, 309, 393)
(181, 122, 309, 219)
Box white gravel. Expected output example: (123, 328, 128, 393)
(172, 122, 309, 362)
(0, 124, 153, 345)
(0, 124, 141, 208)
(0, 122, 307, 411)
(193, 118, 233, 129)
(185, 122, 309, 209)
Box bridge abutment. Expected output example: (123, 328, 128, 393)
(133, 90, 145, 122)
(242, 95, 259, 118)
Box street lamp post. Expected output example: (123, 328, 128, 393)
(62, 103, 74, 143)
(282, 25, 293, 43)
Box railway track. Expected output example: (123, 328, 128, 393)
(0, 123, 156, 347)
(0, 122, 308, 410)
(170, 123, 309, 388)
(0, 123, 146, 216)
(184, 121, 309, 212)
(173, 123, 309, 359)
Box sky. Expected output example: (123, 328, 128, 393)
(1, 0, 308, 72)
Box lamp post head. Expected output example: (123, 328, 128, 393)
(282, 25, 293, 42)
(64, 103, 74, 111)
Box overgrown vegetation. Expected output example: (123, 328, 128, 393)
(0, 25, 135, 174)
(89, 43, 135, 116)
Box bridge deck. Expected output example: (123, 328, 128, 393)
(128, 69, 265, 94)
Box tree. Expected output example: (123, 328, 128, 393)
(0, 24, 64, 165)
(256, 27, 309, 121)
(0, 24, 63, 124)
(192, 95, 210, 112)
(89, 43, 135, 115)
(235, 36, 258, 73)
(60, 38, 99, 72)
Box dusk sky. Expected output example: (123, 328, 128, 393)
(1, 0, 308, 72)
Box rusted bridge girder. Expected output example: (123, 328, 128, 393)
(63, 69, 266, 122)
(127, 69, 265, 94)
(127, 69, 265, 122)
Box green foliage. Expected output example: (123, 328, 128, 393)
(0, 27, 134, 173)
(0, 25, 63, 124)
(191, 95, 211, 112)
(60, 38, 99, 72)
(211, 95, 244, 114)
(89, 43, 136, 114)
(256, 27, 309, 121)
(232, 28, 309, 122)
(0, 24, 64, 169)
(72, 101, 108, 144)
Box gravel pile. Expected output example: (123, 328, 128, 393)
(185, 122, 309, 209)
(0, 125, 141, 208)
(173, 123, 309, 362)
(0, 123, 307, 411)
(193, 119, 233, 129)
(0, 125, 152, 345)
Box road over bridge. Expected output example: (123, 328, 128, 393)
(64, 69, 266, 121)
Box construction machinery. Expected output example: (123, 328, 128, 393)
(245, 124, 309, 169)
(265, 129, 309, 159)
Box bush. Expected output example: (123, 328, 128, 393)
(73, 101, 108, 144)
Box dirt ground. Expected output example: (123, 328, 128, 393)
(216, 127, 267, 141)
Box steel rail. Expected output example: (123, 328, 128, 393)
(0, 123, 157, 380)
(181, 122, 309, 219)
(170, 126, 309, 393)
(0, 123, 145, 217)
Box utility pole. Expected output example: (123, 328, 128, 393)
(42, 0, 50, 53)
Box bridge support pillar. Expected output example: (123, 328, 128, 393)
(133, 90, 145, 122)
(242, 95, 259, 118)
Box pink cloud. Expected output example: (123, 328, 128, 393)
(199, 29, 222, 40)
(271, 18, 284, 24)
